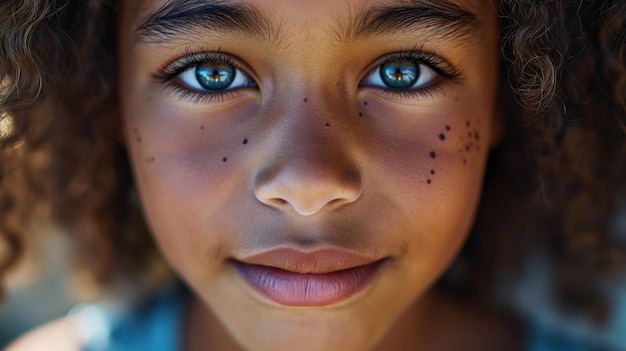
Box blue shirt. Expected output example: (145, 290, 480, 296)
(71, 286, 600, 351)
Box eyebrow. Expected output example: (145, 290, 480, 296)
(134, 0, 481, 45)
(344, 0, 481, 43)
(135, 0, 274, 44)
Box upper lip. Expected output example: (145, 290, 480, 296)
(234, 247, 384, 274)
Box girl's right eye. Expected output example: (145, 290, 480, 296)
(178, 62, 253, 92)
(152, 51, 258, 103)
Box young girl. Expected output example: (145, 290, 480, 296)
(1, 0, 625, 350)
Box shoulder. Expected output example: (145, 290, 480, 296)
(4, 316, 81, 351)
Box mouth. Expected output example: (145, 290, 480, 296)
(231, 247, 388, 307)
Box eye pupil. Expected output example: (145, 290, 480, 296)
(380, 60, 419, 88)
(196, 63, 236, 90)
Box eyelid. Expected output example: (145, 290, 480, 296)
(151, 49, 258, 86)
(360, 50, 462, 85)
(357, 49, 463, 103)
(151, 48, 259, 104)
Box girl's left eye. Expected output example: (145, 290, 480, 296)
(362, 59, 439, 90)
(178, 62, 253, 92)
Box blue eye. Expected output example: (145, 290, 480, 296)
(196, 63, 235, 90)
(363, 59, 438, 90)
(178, 62, 252, 92)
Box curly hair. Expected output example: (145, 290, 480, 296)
(0, 0, 625, 321)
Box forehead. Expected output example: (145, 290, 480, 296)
(123, 0, 494, 49)
(130, 0, 489, 17)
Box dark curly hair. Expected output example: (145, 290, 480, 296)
(0, 0, 625, 322)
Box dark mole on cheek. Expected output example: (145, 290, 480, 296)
(326, 123, 330, 127)
(429, 151, 436, 159)
(222, 157, 228, 162)
(445, 125, 451, 131)
(363, 101, 368, 106)
(475, 133, 480, 141)
(430, 169, 435, 175)
(304, 98, 308, 102)
(439, 133, 445, 141)
(427, 179, 432, 184)
(243, 138, 248, 145)
(359, 112, 362, 117)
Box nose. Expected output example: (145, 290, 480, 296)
(254, 114, 361, 217)
(255, 158, 361, 216)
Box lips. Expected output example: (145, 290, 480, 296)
(231, 247, 387, 306)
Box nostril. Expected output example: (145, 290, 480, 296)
(253, 158, 362, 216)
(272, 198, 288, 206)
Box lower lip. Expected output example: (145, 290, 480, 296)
(232, 259, 386, 306)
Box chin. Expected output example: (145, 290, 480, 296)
(230, 315, 390, 351)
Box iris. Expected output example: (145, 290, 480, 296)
(196, 63, 236, 90)
(380, 60, 419, 89)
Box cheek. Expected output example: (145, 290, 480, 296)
(360, 101, 491, 268)
(120, 96, 258, 271)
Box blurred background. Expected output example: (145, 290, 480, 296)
(0, 230, 78, 348)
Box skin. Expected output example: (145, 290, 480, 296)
(116, 0, 502, 350)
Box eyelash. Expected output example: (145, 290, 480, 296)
(152, 49, 255, 104)
(152, 48, 462, 104)
(361, 50, 462, 101)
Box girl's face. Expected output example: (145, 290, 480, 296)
(119, 0, 499, 349)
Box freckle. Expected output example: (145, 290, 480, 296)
(427, 179, 432, 184)
(133, 128, 138, 134)
(150, 157, 155, 162)
(468, 132, 472, 137)
(359, 112, 362, 117)
(455, 97, 459, 102)
(475, 133, 480, 141)
(466, 145, 470, 151)
(430, 169, 435, 175)
(243, 138, 248, 145)
(429, 151, 436, 159)
(463, 158, 467, 164)
(304, 98, 308, 102)
(363, 101, 368, 106)
(439, 133, 445, 141)
(326, 123, 330, 127)
(466, 121, 470, 127)
(445, 125, 451, 131)
(201, 126, 204, 130)
(136, 136, 141, 143)
(222, 157, 228, 162)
